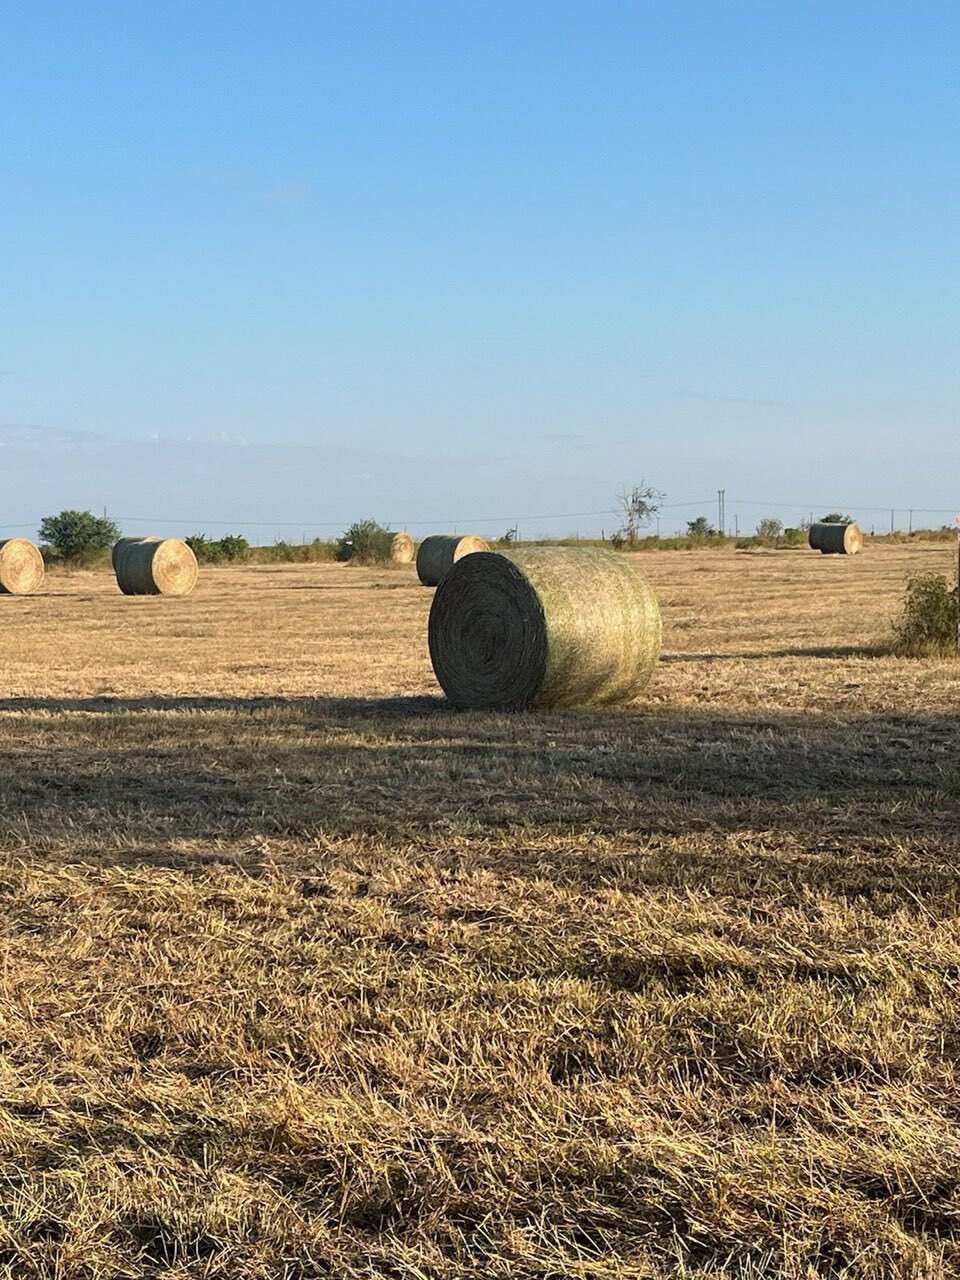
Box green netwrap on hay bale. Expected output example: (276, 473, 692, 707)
(111, 535, 160, 574)
(0, 539, 44, 595)
(114, 537, 198, 596)
(808, 522, 862, 555)
(416, 534, 490, 586)
(428, 547, 661, 709)
(391, 532, 416, 563)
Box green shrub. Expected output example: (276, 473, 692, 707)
(336, 519, 394, 565)
(686, 516, 718, 537)
(39, 510, 121, 567)
(756, 517, 783, 540)
(256, 538, 337, 564)
(217, 534, 249, 562)
(891, 571, 960, 657)
(185, 533, 250, 564)
(185, 533, 213, 561)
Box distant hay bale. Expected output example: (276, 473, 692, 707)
(0, 539, 44, 595)
(416, 534, 490, 586)
(390, 531, 416, 563)
(114, 537, 198, 596)
(808, 522, 863, 555)
(428, 547, 661, 710)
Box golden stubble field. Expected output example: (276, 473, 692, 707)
(1, 541, 959, 1279)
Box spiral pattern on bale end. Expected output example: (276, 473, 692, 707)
(114, 537, 198, 596)
(391, 532, 416, 563)
(0, 539, 44, 595)
(416, 534, 490, 586)
(428, 548, 662, 710)
(808, 522, 863, 555)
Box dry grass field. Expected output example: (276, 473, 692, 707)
(2, 541, 960, 1278)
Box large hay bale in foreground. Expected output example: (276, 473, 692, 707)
(0, 539, 44, 595)
(114, 537, 198, 596)
(391, 531, 416, 563)
(416, 534, 490, 586)
(808, 522, 862, 555)
(428, 547, 661, 710)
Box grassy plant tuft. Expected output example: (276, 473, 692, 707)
(891, 570, 960, 656)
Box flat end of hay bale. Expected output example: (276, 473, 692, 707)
(429, 553, 547, 708)
(429, 548, 661, 710)
(390, 532, 416, 563)
(0, 539, 44, 595)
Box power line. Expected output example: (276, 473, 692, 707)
(729, 498, 959, 514)
(3, 496, 958, 540)
(107, 498, 718, 526)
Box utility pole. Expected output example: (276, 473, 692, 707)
(908, 510, 913, 535)
(890, 508, 894, 534)
(734, 514, 739, 537)
(717, 489, 725, 533)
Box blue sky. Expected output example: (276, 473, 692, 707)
(2, 2, 957, 539)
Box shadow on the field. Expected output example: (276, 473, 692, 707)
(272, 582, 420, 592)
(12, 591, 105, 599)
(661, 644, 880, 661)
(0, 694, 958, 903)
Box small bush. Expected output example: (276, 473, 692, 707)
(217, 534, 249, 562)
(256, 538, 337, 564)
(39, 510, 120, 567)
(185, 533, 213, 561)
(686, 516, 718, 537)
(891, 571, 960, 657)
(185, 534, 250, 564)
(336, 519, 394, 565)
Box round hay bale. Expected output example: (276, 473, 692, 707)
(114, 537, 198, 596)
(0, 538, 44, 595)
(428, 547, 661, 710)
(390, 531, 416, 563)
(808, 522, 862, 555)
(111, 535, 160, 573)
(416, 534, 490, 586)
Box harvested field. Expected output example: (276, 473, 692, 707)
(1, 541, 960, 1278)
